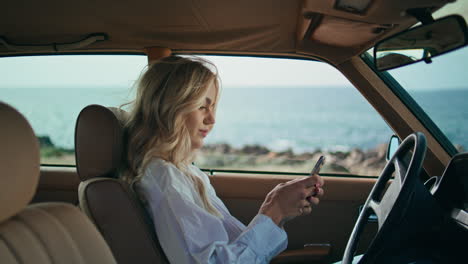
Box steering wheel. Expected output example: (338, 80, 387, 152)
(342, 132, 427, 264)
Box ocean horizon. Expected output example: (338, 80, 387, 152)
(2, 87, 467, 153)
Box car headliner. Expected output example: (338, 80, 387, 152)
(0, 0, 451, 64)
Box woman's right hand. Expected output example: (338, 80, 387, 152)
(258, 174, 324, 227)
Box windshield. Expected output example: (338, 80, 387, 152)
(385, 46, 468, 152)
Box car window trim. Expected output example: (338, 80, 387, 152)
(200, 168, 378, 178)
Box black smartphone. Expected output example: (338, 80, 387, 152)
(310, 155, 325, 176)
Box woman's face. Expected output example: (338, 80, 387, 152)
(185, 81, 217, 151)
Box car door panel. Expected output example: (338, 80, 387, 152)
(34, 167, 378, 263)
(211, 173, 378, 263)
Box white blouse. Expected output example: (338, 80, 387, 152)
(136, 158, 287, 264)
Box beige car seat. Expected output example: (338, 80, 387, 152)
(0, 102, 116, 264)
(75, 104, 169, 264)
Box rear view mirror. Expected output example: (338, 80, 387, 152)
(386, 135, 401, 161)
(374, 15, 468, 71)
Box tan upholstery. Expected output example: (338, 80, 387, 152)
(0, 203, 117, 263)
(2, 0, 441, 64)
(0, 102, 116, 264)
(75, 104, 169, 264)
(0, 102, 39, 222)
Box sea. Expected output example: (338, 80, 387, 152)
(2, 87, 467, 153)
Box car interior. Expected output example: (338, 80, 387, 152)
(0, 102, 117, 264)
(1, 0, 467, 263)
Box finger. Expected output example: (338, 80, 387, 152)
(304, 186, 317, 198)
(312, 174, 325, 187)
(297, 207, 304, 216)
(300, 174, 322, 188)
(276, 182, 286, 188)
(309, 186, 324, 197)
(307, 195, 320, 205)
(302, 206, 312, 215)
(289, 177, 306, 184)
(315, 187, 324, 197)
(304, 173, 324, 187)
(299, 199, 310, 208)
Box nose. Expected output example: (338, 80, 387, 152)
(204, 109, 216, 125)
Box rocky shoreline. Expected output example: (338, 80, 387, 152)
(195, 143, 389, 176)
(38, 134, 465, 176)
(38, 134, 388, 175)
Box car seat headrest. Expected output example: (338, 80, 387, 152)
(0, 102, 40, 222)
(75, 104, 128, 181)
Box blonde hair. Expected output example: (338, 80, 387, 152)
(122, 56, 222, 217)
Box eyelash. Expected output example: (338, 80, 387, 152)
(200, 103, 215, 111)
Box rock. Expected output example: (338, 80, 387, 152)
(323, 163, 349, 173)
(455, 144, 465, 152)
(213, 143, 231, 154)
(265, 152, 279, 159)
(240, 145, 270, 155)
(295, 152, 315, 160)
(237, 155, 258, 165)
(255, 152, 277, 164)
(277, 148, 294, 158)
(339, 148, 364, 168)
(349, 148, 365, 161)
(197, 142, 390, 176)
(202, 143, 232, 154)
(278, 158, 305, 166)
(329, 151, 348, 160)
(375, 143, 388, 159)
(38, 135, 54, 147)
(196, 153, 226, 167)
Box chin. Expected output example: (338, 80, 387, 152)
(192, 141, 203, 150)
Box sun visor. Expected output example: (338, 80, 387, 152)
(304, 14, 393, 47)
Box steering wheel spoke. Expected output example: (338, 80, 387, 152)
(393, 156, 407, 187)
(368, 199, 384, 228)
(342, 132, 427, 264)
(374, 180, 399, 229)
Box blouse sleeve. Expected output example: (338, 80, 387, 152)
(137, 162, 288, 264)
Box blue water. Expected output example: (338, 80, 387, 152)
(1, 87, 467, 153)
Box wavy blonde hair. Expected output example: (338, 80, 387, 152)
(122, 56, 222, 217)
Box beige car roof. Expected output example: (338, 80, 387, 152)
(0, 0, 452, 64)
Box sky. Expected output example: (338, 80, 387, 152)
(0, 49, 467, 90)
(0, 55, 353, 89)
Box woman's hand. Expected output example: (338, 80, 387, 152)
(258, 174, 324, 227)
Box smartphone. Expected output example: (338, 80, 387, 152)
(310, 155, 325, 176)
(310, 156, 325, 197)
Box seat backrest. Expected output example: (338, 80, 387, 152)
(75, 104, 169, 264)
(0, 102, 116, 264)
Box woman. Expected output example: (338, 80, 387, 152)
(123, 56, 324, 264)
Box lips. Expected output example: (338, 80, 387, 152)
(199, 129, 209, 137)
